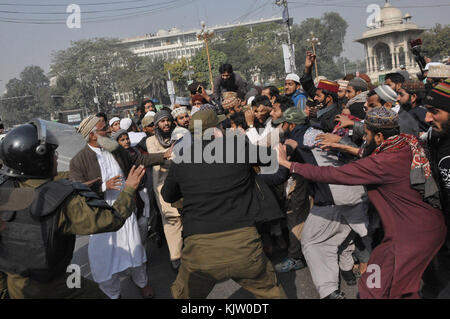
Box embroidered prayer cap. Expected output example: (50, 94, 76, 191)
(141, 115, 155, 128)
(317, 80, 340, 93)
(365, 106, 399, 129)
(374, 85, 398, 104)
(144, 111, 156, 118)
(401, 81, 425, 94)
(222, 95, 240, 110)
(337, 80, 349, 90)
(424, 79, 450, 112)
(171, 107, 188, 119)
(77, 115, 101, 138)
(427, 64, 450, 79)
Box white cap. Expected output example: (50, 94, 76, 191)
(144, 111, 156, 118)
(120, 118, 132, 131)
(109, 117, 120, 127)
(285, 73, 300, 83)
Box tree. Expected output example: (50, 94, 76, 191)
(164, 57, 190, 95)
(211, 26, 254, 81)
(50, 38, 138, 113)
(421, 24, 450, 61)
(0, 66, 52, 126)
(134, 56, 170, 104)
(190, 48, 227, 90)
(291, 12, 348, 80)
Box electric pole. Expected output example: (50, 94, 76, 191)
(276, 0, 296, 73)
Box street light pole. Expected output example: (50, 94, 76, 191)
(307, 32, 321, 82)
(197, 22, 215, 91)
(276, 0, 296, 73)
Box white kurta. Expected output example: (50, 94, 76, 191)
(87, 145, 147, 283)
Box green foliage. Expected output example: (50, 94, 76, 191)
(190, 48, 227, 90)
(0, 66, 52, 126)
(292, 12, 348, 80)
(164, 57, 190, 95)
(421, 24, 450, 61)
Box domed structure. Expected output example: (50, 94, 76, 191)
(380, 2, 403, 26)
(355, 1, 426, 83)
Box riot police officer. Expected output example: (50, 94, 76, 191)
(0, 119, 146, 299)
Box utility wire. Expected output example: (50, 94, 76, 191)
(0, 0, 154, 7)
(0, 0, 181, 14)
(0, 0, 198, 24)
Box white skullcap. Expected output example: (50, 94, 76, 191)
(285, 73, 300, 83)
(144, 111, 156, 118)
(109, 117, 120, 127)
(120, 118, 132, 131)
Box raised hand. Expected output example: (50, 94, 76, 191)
(244, 108, 255, 127)
(335, 114, 355, 130)
(125, 165, 146, 190)
(305, 51, 316, 70)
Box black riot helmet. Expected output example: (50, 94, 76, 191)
(0, 119, 59, 179)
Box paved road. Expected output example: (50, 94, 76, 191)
(72, 235, 358, 299)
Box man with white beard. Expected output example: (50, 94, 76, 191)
(69, 115, 172, 299)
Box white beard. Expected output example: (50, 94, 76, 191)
(96, 134, 119, 152)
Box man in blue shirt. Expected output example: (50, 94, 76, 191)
(285, 73, 308, 110)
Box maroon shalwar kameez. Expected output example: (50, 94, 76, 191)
(289, 144, 446, 299)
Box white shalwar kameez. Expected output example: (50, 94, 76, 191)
(87, 145, 148, 299)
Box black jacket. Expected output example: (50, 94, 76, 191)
(161, 135, 282, 238)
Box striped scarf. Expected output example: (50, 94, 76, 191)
(374, 133, 441, 209)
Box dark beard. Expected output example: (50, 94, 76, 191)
(432, 119, 450, 139)
(221, 75, 238, 92)
(362, 139, 378, 158)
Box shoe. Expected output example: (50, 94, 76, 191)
(341, 269, 357, 286)
(171, 259, 181, 272)
(274, 257, 307, 273)
(323, 290, 346, 299)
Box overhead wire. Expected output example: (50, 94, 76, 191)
(0, 0, 199, 24)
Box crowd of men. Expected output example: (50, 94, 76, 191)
(0, 52, 450, 299)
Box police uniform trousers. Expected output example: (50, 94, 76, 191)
(301, 201, 369, 298)
(171, 227, 287, 299)
(4, 271, 107, 299)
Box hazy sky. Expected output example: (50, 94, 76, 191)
(1, 0, 449, 93)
